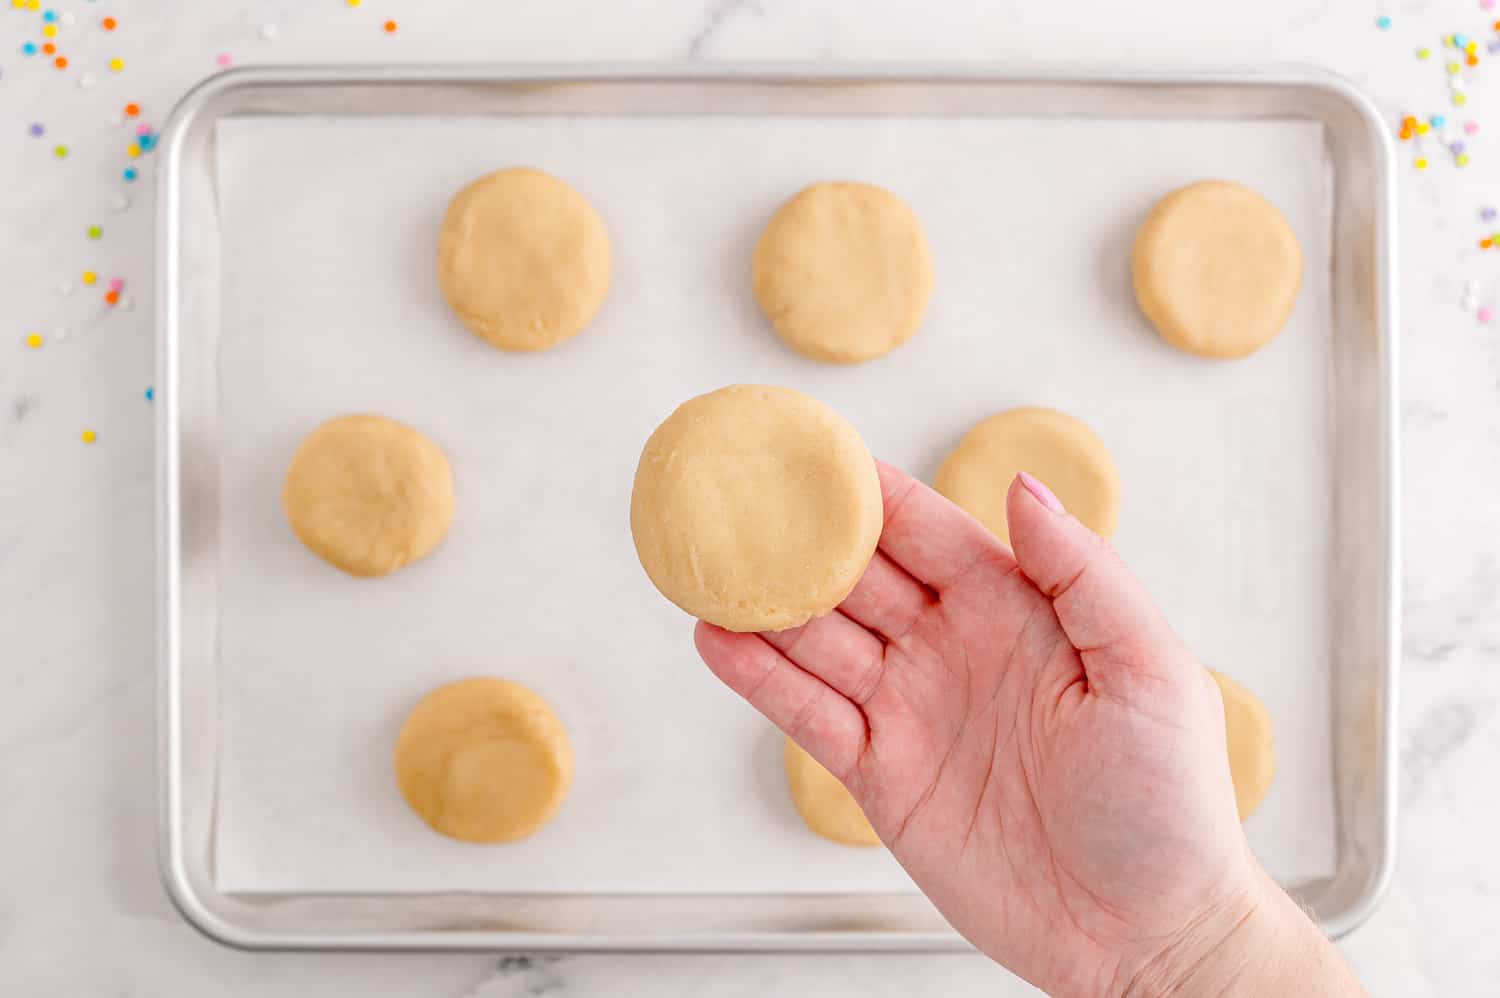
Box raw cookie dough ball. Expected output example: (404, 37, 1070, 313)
(934, 407, 1119, 546)
(437, 167, 612, 353)
(752, 182, 933, 364)
(630, 384, 883, 633)
(1209, 670, 1276, 821)
(784, 737, 880, 847)
(282, 414, 454, 578)
(394, 678, 573, 844)
(1131, 180, 1303, 359)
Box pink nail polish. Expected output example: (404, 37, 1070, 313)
(1018, 471, 1065, 514)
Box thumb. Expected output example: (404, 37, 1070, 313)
(1006, 472, 1199, 702)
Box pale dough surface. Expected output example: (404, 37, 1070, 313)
(436, 167, 611, 352)
(752, 181, 933, 364)
(630, 384, 883, 633)
(282, 414, 454, 578)
(1131, 179, 1303, 359)
(783, 737, 880, 847)
(934, 407, 1120, 546)
(1210, 670, 1276, 821)
(394, 678, 574, 844)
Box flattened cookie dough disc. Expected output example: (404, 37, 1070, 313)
(282, 414, 455, 578)
(784, 737, 880, 847)
(934, 407, 1120, 546)
(753, 182, 934, 364)
(630, 384, 883, 633)
(1131, 180, 1303, 359)
(437, 167, 612, 352)
(394, 678, 573, 844)
(1209, 670, 1275, 821)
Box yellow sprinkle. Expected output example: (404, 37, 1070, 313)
(9, 1, 22, 9)
(1467, 42, 1478, 55)
(347, 0, 361, 6)
(41, 22, 56, 37)
(1416, 122, 1431, 134)
(126, 144, 140, 158)
(82, 271, 97, 286)
(1457, 153, 1471, 167)
(1447, 62, 1462, 74)
(1454, 93, 1469, 106)
(1416, 47, 1431, 60)
(109, 58, 124, 72)
(25, 333, 42, 349)
(81, 429, 97, 444)
(1414, 157, 1429, 170)
(25, 0, 38, 9)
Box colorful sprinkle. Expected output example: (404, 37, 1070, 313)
(144, 387, 154, 402)
(81, 429, 96, 444)
(1465, 120, 1480, 135)
(347, 0, 361, 6)
(41, 42, 54, 54)
(1375, 16, 1392, 30)
(41, 23, 56, 38)
(1480, 308, 1495, 324)
(1416, 121, 1431, 135)
(1482, 207, 1498, 223)
(1451, 141, 1467, 154)
(28, 122, 44, 137)
(1417, 47, 1431, 60)
(215, 52, 231, 68)
(126, 143, 140, 158)
(1415, 157, 1429, 169)
(1431, 114, 1447, 128)
(86, 225, 101, 240)
(53, 144, 67, 158)
(104, 290, 119, 305)
(122, 167, 137, 182)
(1457, 153, 1471, 167)
(42, 7, 56, 20)
(1447, 61, 1462, 74)
(109, 57, 123, 72)
(124, 102, 140, 116)
(1454, 93, 1469, 106)
(82, 270, 96, 285)
(53, 55, 67, 69)
(108, 277, 123, 292)
(21, 42, 36, 55)
(25, 333, 42, 349)
(384, 19, 397, 32)
(101, 16, 115, 30)
(26, 0, 37, 9)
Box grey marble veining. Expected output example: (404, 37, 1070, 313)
(1, 1, 1496, 995)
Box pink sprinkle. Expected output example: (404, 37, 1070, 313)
(1465, 120, 1480, 135)
(108, 278, 125, 292)
(136, 123, 151, 137)
(1480, 307, 1495, 324)
(1483, 0, 1495, 10)
(215, 53, 232, 68)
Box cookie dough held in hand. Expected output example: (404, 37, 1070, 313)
(753, 181, 933, 364)
(630, 385, 883, 633)
(784, 737, 880, 847)
(1209, 669, 1275, 821)
(1131, 179, 1303, 360)
(437, 167, 612, 353)
(282, 414, 455, 578)
(394, 678, 574, 844)
(935, 407, 1120, 547)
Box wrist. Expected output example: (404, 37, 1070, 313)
(1120, 865, 1361, 998)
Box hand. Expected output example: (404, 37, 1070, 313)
(696, 463, 1362, 996)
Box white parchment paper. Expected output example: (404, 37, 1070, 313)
(212, 113, 1334, 893)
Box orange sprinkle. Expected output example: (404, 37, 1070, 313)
(1483, 238, 1494, 249)
(124, 103, 140, 117)
(1402, 115, 1417, 128)
(42, 42, 55, 54)
(105, 290, 121, 305)
(54, 56, 67, 69)
(1399, 128, 1412, 141)
(383, 19, 397, 32)
(1467, 55, 1479, 67)
(102, 16, 117, 30)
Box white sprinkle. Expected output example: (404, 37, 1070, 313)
(78, 73, 97, 89)
(1465, 280, 1481, 296)
(53, 326, 69, 340)
(57, 281, 74, 296)
(259, 23, 279, 40)
(107, 111, 123, 126)
(60, 11, 75, 26)
(112, 193, 131, 212)
(121, 295, 136, 312)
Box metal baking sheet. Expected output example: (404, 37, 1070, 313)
(157, 65, 1398, 950)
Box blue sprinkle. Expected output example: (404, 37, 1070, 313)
(1375, 16, 1392, 30)
(22, 42, 37, 55)
(1431, 114, 1446, 128)
(42, 10, 58, 23)
(144, 387, 154, 402)
(137, 133, 155, 151)
(1455, 33, 1470, 48)
(123, 167, 138, 182)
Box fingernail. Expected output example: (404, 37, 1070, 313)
(1018, 471, 1065, 514)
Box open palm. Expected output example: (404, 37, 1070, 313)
(695, 464, 1259, 996)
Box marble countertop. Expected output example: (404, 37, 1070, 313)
(2, 1, 1496, 995)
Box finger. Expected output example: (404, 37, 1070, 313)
(1005, 472, 1198, 701)
(838, 549, 933, 643)
(760, 610, 887, 706)
(694, 621, 867, 781)
(875, 460, 1015, 591)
